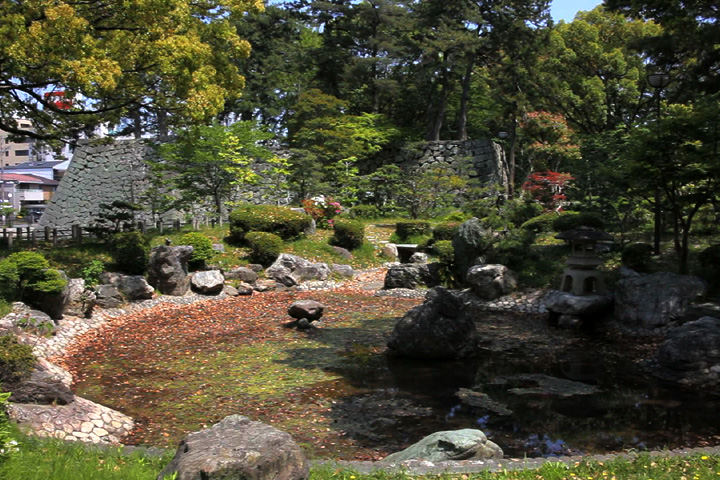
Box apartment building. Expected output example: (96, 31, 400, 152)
(0, 119, 37, 167)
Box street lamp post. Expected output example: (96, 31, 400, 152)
(647, 72, 671, 255)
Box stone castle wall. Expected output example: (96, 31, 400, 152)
(41, 138, 506, 228)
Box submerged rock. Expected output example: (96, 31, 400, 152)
(500, 373, 601, 397)
(456, 388, 513, 416)
(382, 429, 503, 463)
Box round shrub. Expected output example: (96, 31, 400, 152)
(432, 222, 461, 242)
(229, 204, 312, 243)
(433, 240, 455, 264)
(180, 232, 214, 270)
(622, 243, 654, 272)
(552, 211, 605, 232)
(348, 205, 380, 219)
(395, 221, 431, 241)
(332, 219, 365, 250)
(110, 231, 149, 275)
(415, 235, 433, 251)
(245, 232, 283, 266)
(520, 212, 560, 233)
(0, 252, 66, 302)
(0, 334, 35, 385)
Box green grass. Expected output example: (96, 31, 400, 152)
(310, 452, 720, 480)
(0, 428, 172, 480)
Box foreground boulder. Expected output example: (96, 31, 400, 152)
(288, 300, 324, 321)
(387, 287, 477, 359)
(452, 219, 492, 281)
(99, 273, 154, 301)
(654, 316, 720, 388)
(266, 254, 331, 287)
(614, 272, 706, 331)
(382, 429, 503, 463)
(544, 291, 613, 316)
(64, 278, 96, 318)
(191, 270, 225, 295)
(8, 359, 75, 405)
(466, 264, 517, 300)
(94, 285, 126, 309)
(0, 302, 55, 333)
(158, 415, 308, 480)
(148, 245, 193, 296)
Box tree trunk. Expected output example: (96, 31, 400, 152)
(456, 55, 475, 141)
(426, 78, 448, 141)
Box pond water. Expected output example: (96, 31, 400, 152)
(320, 314, 720, 458)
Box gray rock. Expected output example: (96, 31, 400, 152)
(8, 361, 75, 405)
(456, 389, 513, 415)
(332, 246, 353, 260)
(466, 264, 517, 300)
(95, 285, 126, 308)
(236, 282, 254, 296)
(157, 415, 309, 480)
(222, 285, 239, 297)
(387, 287, 477, 359)
(383, 263, 440, 290)
(381, 243, 399, 260)
(288, 300, 324, 321)
(558, 314, 583, 329)
(615, 272, 706, 330)
(191, 270, 225, 295)
(297, 318, 312, 329)
(544, 290, 613, 316)
(266, 254, 331, 287)
(254, 280, 277, 292)
(657, 317, 720, 374)
(64, 278, 96, 318)
(211, 243, 225, 253)
(409, 252, 428, 264)
(501, 373, 601, 397)
(331, 264, 354, 278)
(247, 264, 264, 273)
(148, 245, 193, 296)
(382, 429, 502, 463)
(100, 273, 154, 301)
(224, 267, 258, 284)
(452, 218, 492, 281)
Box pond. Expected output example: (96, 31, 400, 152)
(62, 291, 720, 460)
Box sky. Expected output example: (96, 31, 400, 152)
(550, 0, 603, 23)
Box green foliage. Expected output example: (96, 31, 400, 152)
(0, 388, 14, 461)
(348, 205, 380, 220)
(0, 252, 67, 302)
(622, 243, 654, 272)
(433, 240, 459, 288)
(552, 211, 605, 232)
(90, 201, 143, 237)
(110, 232, 149, 276)
(179, 232, 214, 271)
(332, 219, 365, 250)
(433, 240, 456, 264)
(81, 260, 105, 288)
(229, 204, 311, 243)
(394, 221, 431, 242)
(432, 222, 461, 242)
(0, 334, 36, 386)
(486, 228, 538, 273)
(520, 212, 563, 233)
(245, 232, 283, 266)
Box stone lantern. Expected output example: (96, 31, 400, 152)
(556, 227, 613, 296)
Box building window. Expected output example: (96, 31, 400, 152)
(14, 150, 29, 156)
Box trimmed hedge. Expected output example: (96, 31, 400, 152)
(433, 240, 455, 264)
(229, 204, 311, 243)
(245, 232, 283, 266)
(0, 334, 35, 385)
(110, 231, 149, 275)
(348, 205, 380, 219)
(552, 211, 605, 232)
(432, 222, 461, 242)
(180, 232, 214, 270)
(332, 219, 365, 250)
(622, 243, 654, 272)
(395, 221, 431, 241)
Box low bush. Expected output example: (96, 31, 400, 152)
(245, 232, 283, 266)
(81, 260, 105, 287)
(229, 204, 311, 243)
(348, 205, 380, 220)
(110, 231, 149, 275)
(0, 252, 67, 302)
(622, 242, 654, 272)
(552, 211, 605, 232)
(332, 219, 365, 250)
(520, 211, 562, 233)
(394, 221, 431, 241)
(433, 240, 455, 264)
(179, 232, 214, 270)
(432, 222, 461, 242)
(0, 334, 35, 386)
(433, 240, 459, 287)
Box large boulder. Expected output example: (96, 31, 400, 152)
(654, 317, 720, 387)
(191, 270, 225, 295)
(452, 218, 492, 281)
(466, 264, 517, 300)
(148, 245, 193, 296)
(32, 270, 70, 320)
(387, 287, 477, 359)
(94, 285, 126, 309)
(99, 273, 154, 301)
(383, 263, 440, 290)
(382, 429, 502, 463)
(0, 302, 55, 333)
(265, 254, 331, 287)
(64, 278, 96, 318)
(224, 267, 258, 284)
(544, 291, 613, 316)
(8, 360, 75, 405)
(288, 300, 324, 321)
(157, 415, 309, 480)
(614, 272, 706, 331)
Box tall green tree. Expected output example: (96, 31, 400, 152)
(0, 0, 262, 140)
